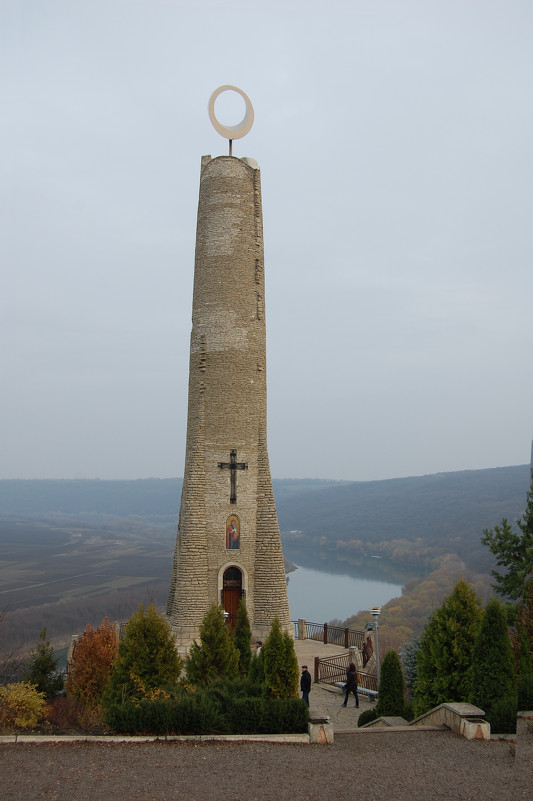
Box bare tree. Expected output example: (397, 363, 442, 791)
(0, 609, 27, 684)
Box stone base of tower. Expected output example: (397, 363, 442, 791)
(252, 622, 294, 643)
(168, 624, 200, 657)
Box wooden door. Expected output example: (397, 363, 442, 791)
(223, 566, 243, 630)
(223, 587, 241, 630)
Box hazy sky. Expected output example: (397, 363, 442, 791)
(2, 0, 532, 482)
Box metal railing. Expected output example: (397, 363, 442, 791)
(292, 620, 366, 650)
(313, 652, 378, 695)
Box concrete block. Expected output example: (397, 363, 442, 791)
(308, 722, 334, 744)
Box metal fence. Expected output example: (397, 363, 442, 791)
(313, 652, 378, 695)
(293, 620, 366, 650)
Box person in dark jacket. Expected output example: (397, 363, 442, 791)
(341, 662, 359, 708)
(300, 664, 311, 706)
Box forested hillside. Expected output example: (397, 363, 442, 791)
(1, 467, 529, 575)
(277, 465, 531, 577)
(0, 465, 530, 656)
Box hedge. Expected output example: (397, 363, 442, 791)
(104, 694, 309, 735)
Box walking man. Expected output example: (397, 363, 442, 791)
(300, 664, 311, 707)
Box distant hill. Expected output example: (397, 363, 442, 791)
(0, 466, 530, 655)
(0, 467, 530, 576)
(275, 465, 532, 579)
(0, 478, 182, 522)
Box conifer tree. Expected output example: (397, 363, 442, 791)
(23, 628, 63, 698)
(399, 634, 420, 701)
(517, 625, 533, 710)
(248, 647, 265, 685)
(525, 578, 533, 655)
(282, 629, 299, 698)
(415, 579, 482, 716)
(262, 617, 299, 699)
(481, 477, 533, 606)
(376, 649, 406, 716)
(232, 599, 252, 678)
(185, 604, 239, 687)
(103, 604, 182, 705)
(471, 597, 517, 732)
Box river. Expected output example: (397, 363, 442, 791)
(286, 564, 403, 624)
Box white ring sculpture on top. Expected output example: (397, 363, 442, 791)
(208, 85, 254, 155)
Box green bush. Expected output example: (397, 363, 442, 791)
(415, 579, 482, 716)
(203, 677, 263, 706)
(227, 697, 308, 734)
(357, 708, 378, 727)
(103, 604, 182, 709)
(103, 688, 308, 735)
(226, 697, 266, 733)
(262, 617, 299, 699)
(518, 673, 533, 710)
(104, 694, 224, 735)
(518, 626, 533, 710)
(399, 635, 420, 701)
(376, 650, 406, 717)
(185, 604, 239, 687)
(232, 600, 252, 677)
(248, 650, 264, 684)
(471, 598, 517, 723)
(485, 696, 517, 735)
(262, 698, 309, 733)
(23, 629, 63, 698)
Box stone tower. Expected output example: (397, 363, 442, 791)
(166, 152, 291, 647)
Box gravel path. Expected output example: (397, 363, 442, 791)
(1, 731, 530, 801)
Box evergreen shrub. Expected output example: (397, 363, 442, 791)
(185, 604, 238, 687)
(232, 600, 252, 677)
(470, 598, 517, 729)
(103, 691, 308, 735)
(518, 626, 533, 710)
(203, 677, 263, 706)
(375, 650, 406, 717)
(261, 698, 309, 733)
(357, 708, 378, 727)
(226, 697, 266, 733)
(248, 650, 264, 684)
(23, 629, 63, 698)
(518, 673, 533, 711)
(103, 604, 182, 709)
(415, 579, 482, 716)
(104, 695, 224, 735)
(485, 696, 517, 735)
(399, 635, 420, 701)
(262, 617, 299, 699)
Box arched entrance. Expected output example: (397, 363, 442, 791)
(222, 566, 243, 629)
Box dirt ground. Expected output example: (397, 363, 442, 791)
(1, 730, 531, 801)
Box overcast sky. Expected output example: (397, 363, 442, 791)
(2, 0, 532, 482)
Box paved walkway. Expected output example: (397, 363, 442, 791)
(294, 638, 372, 731)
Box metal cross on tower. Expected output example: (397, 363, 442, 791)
(218, 449, 248, 503)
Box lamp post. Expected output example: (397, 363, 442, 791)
(370, 607, 381, 688)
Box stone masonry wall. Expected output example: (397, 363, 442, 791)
(167, 156, 291, 642)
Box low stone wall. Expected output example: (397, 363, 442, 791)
(410, 703, 490, 740)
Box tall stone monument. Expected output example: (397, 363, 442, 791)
(167, 86, 291, 648)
